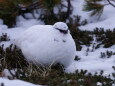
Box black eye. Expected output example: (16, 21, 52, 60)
(55, 28, 68, 34)
(59, 29, 68, 34)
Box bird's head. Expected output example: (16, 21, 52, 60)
(53, 22, 68, 34)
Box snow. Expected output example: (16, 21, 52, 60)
(14, 22, 76, 67)
(0, 19, 3, 25)
(66, 46, 115, 77)
(1, 69, 16, 78)
(97, 82, 102, 86)
(0, 78, 41, 86)
(80, 15, 115, 30)
(16, 16, 44, 28)
(0, 25, 8, 32)
(71, 0, 90, 20)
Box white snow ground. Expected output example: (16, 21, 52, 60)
(66, 45, 115, 77)
(0, 0, 115, 85)
(0, 78, 41, 86)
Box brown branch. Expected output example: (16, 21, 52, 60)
(18, 1, 43, 12)
(107, 0, 115, 7)
(66, 0, 72, 19)
(111, 0, 115, 2)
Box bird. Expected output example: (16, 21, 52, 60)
(14, 22, 76, 67)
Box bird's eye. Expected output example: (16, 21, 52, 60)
(59, 29, 68, 34)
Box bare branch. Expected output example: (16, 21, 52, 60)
(107, 0, 115, 7)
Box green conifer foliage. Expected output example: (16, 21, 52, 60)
(39, 0, 61, 10)
(84, 0, 104, 18)
(0, 0, 71, 27)
(0, 0, 33, 27)
(84, 0, 115, 18)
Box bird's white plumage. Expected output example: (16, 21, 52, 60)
(15, 22, 76, 67)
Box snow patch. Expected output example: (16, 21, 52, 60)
(0, 78, 41, 86)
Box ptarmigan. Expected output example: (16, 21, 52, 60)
(15, 22, 76, 67)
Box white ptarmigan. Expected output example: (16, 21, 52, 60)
(15, 22, 76, 67)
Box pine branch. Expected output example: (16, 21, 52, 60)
(18, 1, 43, 11)
(66, 0, 72, 19)
(107, 0, 115, 7)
